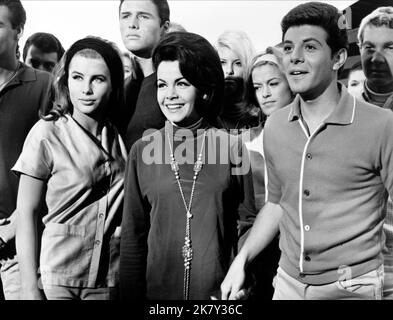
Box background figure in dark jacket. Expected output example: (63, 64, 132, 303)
(0, 0, 52, 300)
(117, 0, 170, 151)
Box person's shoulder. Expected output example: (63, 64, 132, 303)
(26, 118, 57, 141)
(34, 68, 53, 84)
(264, 103, 292, 130)
(356, 98, 393, 122)
(19, 63, 53, 83)
(38, 115, 66, 129)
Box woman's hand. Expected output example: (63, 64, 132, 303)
(220, 253, 248, 300)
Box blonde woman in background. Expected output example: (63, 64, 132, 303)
(216, 30, 260, 132)
(243, 47, 293, 300)
(245, 47, 293, 210)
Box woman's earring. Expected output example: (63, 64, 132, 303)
(202, 94, 208, 100)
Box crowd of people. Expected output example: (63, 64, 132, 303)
(0, 0, 393, 301)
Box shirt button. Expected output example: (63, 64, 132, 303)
(95, 240, 101, 246)
(98, 213, 104, 219)
(299, 273, 306, 278)
(304, 189, 310, 197)
(304, 225, 310, 232)
(305, 256, 311, 262)
(306, 153, 312, 160)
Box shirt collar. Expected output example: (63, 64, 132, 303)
(9, 63, 37, 84)
(288, 83, 356, 126)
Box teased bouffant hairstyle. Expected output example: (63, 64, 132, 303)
(119, 0, 170, 26)
(23, 32, 65, 62)
(153, 31, 225, 123)
(44, 37, 124, 122)
(216, 30, 256, 82)
(0, 0, 26, 31)
(281, 1, 349, 55)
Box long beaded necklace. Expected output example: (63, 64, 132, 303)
(167, 130, 207, 300)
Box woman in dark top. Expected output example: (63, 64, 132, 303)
(120, 32, 257, 300)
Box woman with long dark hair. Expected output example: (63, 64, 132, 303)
(14, 37, 127, 300)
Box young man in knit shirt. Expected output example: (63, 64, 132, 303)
(357, 7, 393, 299)
(221, 2, 393, 300)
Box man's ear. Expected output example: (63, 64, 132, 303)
(333, 48, 347, 71)
(161, 21, 170, 34)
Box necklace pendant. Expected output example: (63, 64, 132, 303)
(194, 160, 203, 173)
(171, 160, 179, 172)
(182, 245, 193, 261)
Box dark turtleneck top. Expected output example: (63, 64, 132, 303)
(120, 120, 257, 300)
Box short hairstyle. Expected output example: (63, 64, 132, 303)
(216, 30, 256, 81)
(246, 47, 286, 108)
(357, 7, 393, 45)
(0, 0, 26, 30)
(246, 47, 293, 124)
(46, 37, 124, 122)
(23, 32, 65, 62)
(153, 31, 224, 122)
(119, 0, 170, 26)
(281, 1, 348, 55)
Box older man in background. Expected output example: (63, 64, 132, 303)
(358, 6, 393, 300)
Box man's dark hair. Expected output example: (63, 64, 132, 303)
(153, 32, 224, 122)
(0, 0, 26, 30)
(119, 0, 170, 26)
(23, 32, 65, 62)
(281, 2, 348, 55)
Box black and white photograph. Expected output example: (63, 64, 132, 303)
(1, 0, 393, 312)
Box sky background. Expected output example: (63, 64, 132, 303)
(20, 0, 356, 54)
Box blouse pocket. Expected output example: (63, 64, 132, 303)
(44, 222, 86, 237)
(40, 222, 90, 275)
